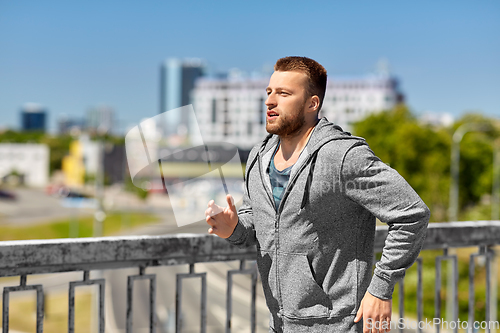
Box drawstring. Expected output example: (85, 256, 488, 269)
(298, 151, 318, 214)
(245, 156, 259, 200)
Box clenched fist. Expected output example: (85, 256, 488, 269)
(205, 195, 238, 239)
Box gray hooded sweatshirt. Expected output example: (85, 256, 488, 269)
(227, 117, 430, 332)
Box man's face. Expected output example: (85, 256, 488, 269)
(265, 70, 309, 137)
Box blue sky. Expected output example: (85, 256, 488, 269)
(0, 1, 499, 133)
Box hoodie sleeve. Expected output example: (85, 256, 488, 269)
(226, 147, 258, 248)
(341, 142, 430, 300)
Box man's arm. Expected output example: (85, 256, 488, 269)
(341, 142, 430, 298)
(224, 181, 257, 247)
(341, 142, 430, 332)
(205, 149, 258, 248)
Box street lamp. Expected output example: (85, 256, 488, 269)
(446, 122, 492, 322)
(93, 128, 108, 237)
(448, 123, 490, 222)
(492, 138, 500, 221)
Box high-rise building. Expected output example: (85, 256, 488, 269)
(85, 106, 114, 134)
(191, 74, 403, 149)
(21, 103, 47, 132)
(159, 58, 205, 136)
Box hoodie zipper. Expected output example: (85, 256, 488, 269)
(256, 143, 285, 313)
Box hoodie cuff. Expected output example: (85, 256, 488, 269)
(226, 220, 246, 244)
(367, 273, 396, 300)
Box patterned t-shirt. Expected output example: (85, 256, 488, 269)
(268, 146, 293, 211)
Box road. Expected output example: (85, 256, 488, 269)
(0, 188, 94, 225)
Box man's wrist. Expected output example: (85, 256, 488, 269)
(226, 219, 244, 242)
(367, 273, 395, 300)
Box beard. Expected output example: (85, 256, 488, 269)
(266, 101, 306, 138)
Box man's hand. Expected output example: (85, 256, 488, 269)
(354, 291, 392, 333)
(205, 195, 238, 239)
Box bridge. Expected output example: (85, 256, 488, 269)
(0, 221, 499, 333)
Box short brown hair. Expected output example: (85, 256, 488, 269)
(274, 56, 327, 110)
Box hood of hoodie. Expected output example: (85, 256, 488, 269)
(243, 117, 366, 215)
(257, 117, 363, 159)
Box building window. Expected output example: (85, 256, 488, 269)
(223, 98, 229, 125)
(259, 97, 265, 125)
(211, 99, 217, 123)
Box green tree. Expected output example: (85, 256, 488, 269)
(353, 107, 499, 222)
(353, 105, 451, 221)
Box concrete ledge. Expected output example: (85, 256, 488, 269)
(1, 221, 499, 277)
(0, 233, 256, 277)
(373, 220, 500, 252)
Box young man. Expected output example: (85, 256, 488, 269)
(205, 56, 430, 333)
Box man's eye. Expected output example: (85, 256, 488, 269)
(281, 92, 289, 96)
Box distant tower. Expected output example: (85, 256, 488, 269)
(21, 103, 47, 132)
(159, 58, 205, 136)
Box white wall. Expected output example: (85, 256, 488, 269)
(0, 144, 50, 187)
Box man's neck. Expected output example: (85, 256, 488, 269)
(278, 119, 319, 161)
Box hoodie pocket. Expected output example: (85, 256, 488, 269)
(278, 253, 331, 319)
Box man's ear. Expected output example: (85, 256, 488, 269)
(308, 95, 320, 113)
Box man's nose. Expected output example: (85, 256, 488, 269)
(265, 93, 276, 108)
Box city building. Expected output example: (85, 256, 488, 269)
(58, 116, 84, 135)
(20, 103, 47, 132)
(190, 76, 269, 149)
(0, 143, 49, 187)
(190, 74, 403, 149)
(62, 141, 86, 187)
(62, 135, 125, 187)
(86, 106, 114, 134)
(103, 143, 125, 184)
(321, 75, 403, 130)
(159, 58, 205, 136)
(420, 112, 454, 127)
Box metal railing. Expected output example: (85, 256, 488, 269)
(0, 221, 499, 333)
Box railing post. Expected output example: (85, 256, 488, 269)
(398, 278, 404, 333)
(490, 247, 498, 333)
(468, 245, 496, 333)
(226, 260, 258, 333)
(435, 248, 458, 333)
(446, 248, 457, 329)
(176, 263, 207, 333)
(68, 271, 105, 333)
(416, 258, 423, 333)
(2, 275, 44, 333)
(126, 266, 157, 333)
